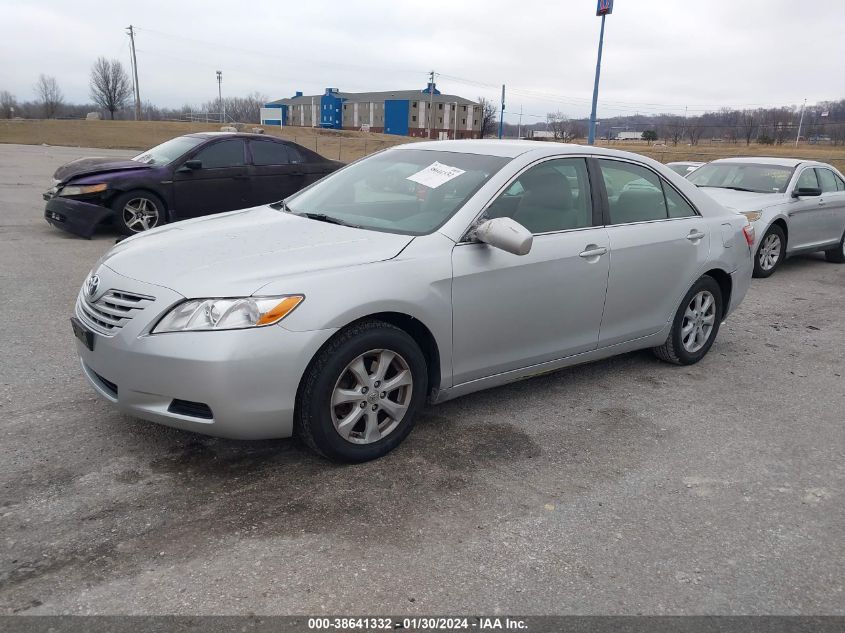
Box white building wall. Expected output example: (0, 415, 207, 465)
(466, 105, 474, 131)
(419, 101, 426, 129)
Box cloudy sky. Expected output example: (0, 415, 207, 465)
(1, 0, 843, 123)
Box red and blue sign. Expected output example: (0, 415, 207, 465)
(597, 0, 614, 16)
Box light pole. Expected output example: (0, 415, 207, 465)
(216, 70, 223, 123)
(795, 98, 807, 148)
(588, 0, 614, 145)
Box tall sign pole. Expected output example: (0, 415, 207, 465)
(498, 84, 505, 139)
(795, 98, 807, 148)
(216, 70, 223, 123)
(588, 0, 613, 145)
(126, 25, 141, 120)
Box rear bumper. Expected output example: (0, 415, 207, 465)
(44, 197, 113, 238)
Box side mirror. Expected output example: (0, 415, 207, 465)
(474, 217, 533, 256)
(793, 186, 822, 198)
(178, 159, 202, 172)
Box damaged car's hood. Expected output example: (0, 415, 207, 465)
(54, 157, 152, 183)
(98, 206, 415, 297)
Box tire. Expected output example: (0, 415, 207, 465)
(824, 230, 845, 263)
(753, 224, 786, 278)
(295, 320, 428, 463)
(653, 275, 723, 366)
(112, 190, 167, 236)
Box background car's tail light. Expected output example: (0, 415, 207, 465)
(742, 223, 755, 247)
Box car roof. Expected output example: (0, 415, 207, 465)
(185, 132, 287, 141)
(707, 156, 817, 168)
(391, 139, 666, 162)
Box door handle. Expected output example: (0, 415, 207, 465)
(818, 198, 826, 206)
(686, 230, 705, 242)
(579, 245, 608, 259)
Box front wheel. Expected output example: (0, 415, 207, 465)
(753, 224, 785, 278)
(295, 320, 428, 462)
(653, 275, 723, 366)
(112, 190, 167, 236)
(824, 230, 845, 263)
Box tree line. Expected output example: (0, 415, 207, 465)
(509, 101, 845, 146)
(0, 58, 266, 124)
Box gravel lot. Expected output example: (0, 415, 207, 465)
(1, 143, 843, 615)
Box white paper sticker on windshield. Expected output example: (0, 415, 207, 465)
(406, 162, 466, 189)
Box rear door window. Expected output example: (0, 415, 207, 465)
(251, 141, 291, 166)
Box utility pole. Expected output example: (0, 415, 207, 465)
(427, 70, 436, 139)
(498, 85, 505, 139)
(588, 1, 614, 145)
(126, 25, 141, 120)
(216, 70, 224, 123)
(795, 98, 807, 148)
(518, 104, 523, 139)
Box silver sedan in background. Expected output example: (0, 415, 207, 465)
(689, 157, 845, 277)
(666, 161, 705, 177)
(72, 141, 753, 462)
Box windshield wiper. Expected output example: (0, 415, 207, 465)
(701, 185, 758, 192)
(296, 212, 360, 228)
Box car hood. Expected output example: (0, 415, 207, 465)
(53, 157, 151, 183)
(698, 187, 785, 211)
(99, 206, 415, 297)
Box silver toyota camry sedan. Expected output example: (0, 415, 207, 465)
(72, 141, 754, 462)
(689, 157, 845, 277)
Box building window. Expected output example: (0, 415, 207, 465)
(343, 104, 347, 110)
(438, 103, 443, 110)
(474, 120, 478, 125)
(462, 119, 466, 125)
(462, 105, 467, 111)
(412, 115, 417, 122)
(438, 117, 443, 124)
(412, 101, 417, 107)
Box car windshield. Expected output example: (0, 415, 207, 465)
(283, 149, 510, 235)
(133, 136, 205, 166)
(688, 162, 794, 193)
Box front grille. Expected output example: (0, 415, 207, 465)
(168, 399, 214, 419)
(76, 289, 154, 336)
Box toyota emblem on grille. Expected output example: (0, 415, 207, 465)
(86, 274, 100, 298)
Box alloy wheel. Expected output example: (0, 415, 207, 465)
(681, 290, 716, 354)
(758, 233, 781, 271)
(122, 197, 161, 232)
(330, 349, 413, 444)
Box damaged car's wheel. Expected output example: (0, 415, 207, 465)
(113, 190, 166, 235)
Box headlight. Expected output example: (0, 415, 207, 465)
(740, 211, 763, 222)
(152, 295, 304, 333)
(59, 183, 108, 197)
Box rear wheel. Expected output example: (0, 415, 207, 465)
(824, 230, 845, 263)
(112, 190, 166, 236)
(753, 224, 785, 278)
(653, 275, 723, 366)
(295, 320, 428, 462)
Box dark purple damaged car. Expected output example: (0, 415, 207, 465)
(44, 132, 342, 238)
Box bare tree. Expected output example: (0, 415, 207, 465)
(89, 57, 132, 120)
(477, 97, 498, 138)
(739, 110, 756, 146)
(686, 118, 704, 145)
(0, 90, 17, 118)
(666, 117, 685, 146)
(34, 74, 63, 118)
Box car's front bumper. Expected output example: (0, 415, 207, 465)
(45, 196, 114, 239)
(74, 268, 337, 439)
